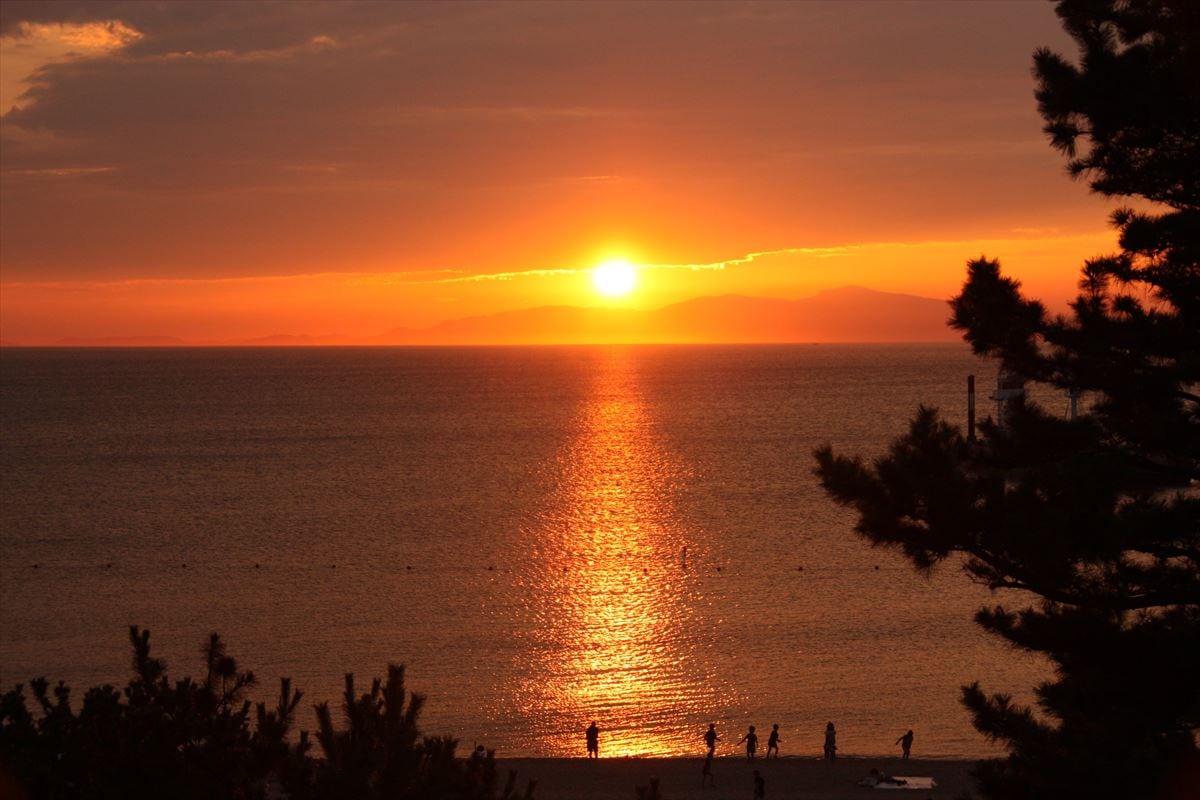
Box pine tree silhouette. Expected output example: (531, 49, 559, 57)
(0, 627, 535, 799)
(815, 2, 1199, 798)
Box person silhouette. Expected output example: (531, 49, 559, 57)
(896, 729, 913, 760)
(585, 721, 600, 759)
(766, 724, 781, 758)
(737, 725, 758, 762)
(752, 769, 765, 799)
(866, 768, 907, 787)
(823, 722, 837, 761)
(703, 723, 719, 755)
(467, 744, 487, 786)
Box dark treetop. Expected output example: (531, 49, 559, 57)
(815, 1, 1199, 798)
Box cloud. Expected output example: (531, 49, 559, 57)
(6, 165, 113, 177)
(0, 229, 1120, 344)
(0, 19, 142, 110)
(0, 1, 1088, 285)
(13, 19, 141, 49)
(388, 245, 858, 285)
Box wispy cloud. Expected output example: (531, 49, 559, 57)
(1, 268, 458, 290)
(647, 246, 857, 271)
(1, 233, 1113, 291)
(153, 34, 340, 64)
(409, 268, 582, 285)
(7, 165, 114, 177)
(407, 245, 857, 284)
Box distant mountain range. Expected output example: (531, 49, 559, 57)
(27, 287, 957, 346)
(51, 335, 189, 347)
(374, 286, 957, 345)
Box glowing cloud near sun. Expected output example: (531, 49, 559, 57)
(592, 258, 638, 297)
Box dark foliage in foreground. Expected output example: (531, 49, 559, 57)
(815, 1, 1199, 798)
(0, 626, 535, 800)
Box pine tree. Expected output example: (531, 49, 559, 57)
(0, 627, 535, 799)
(814, 1, 1199, 797)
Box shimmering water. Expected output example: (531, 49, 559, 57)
(0, 345, 1046, 758)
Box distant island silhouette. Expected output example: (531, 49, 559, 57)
(50, 335, 189, 347)
(375, 287, 955, 345)
(30, 287, 957, 347)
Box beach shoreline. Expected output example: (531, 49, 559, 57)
(497, 757, 977, 799)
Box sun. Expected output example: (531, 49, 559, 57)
(592, 258, 638, 297)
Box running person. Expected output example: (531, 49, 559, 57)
(703, 723, 719, 755)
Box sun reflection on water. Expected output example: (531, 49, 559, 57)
(509, 350, 731, 756)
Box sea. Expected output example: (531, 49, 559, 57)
(0, 344, 1050, 759)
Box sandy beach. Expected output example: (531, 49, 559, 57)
(498, 758, 976, 800)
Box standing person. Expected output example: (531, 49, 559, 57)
(896, 729, 914, 760)
(585, 721, 601, 759)
(752, 769, 765, 799)
(703, 723, 719, 755)
(823, 722, 837, 761)
(737, 725, 758, 762)
(766, 724, 781, 758)
(467, 744, 487, 786)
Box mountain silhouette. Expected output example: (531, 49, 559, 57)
(51, 335, 188, 347)
(17, 287, 956, 346)
(375, 286, 955, 344)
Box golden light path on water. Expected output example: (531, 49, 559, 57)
(508, 350, 736, 756)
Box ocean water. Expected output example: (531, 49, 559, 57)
(0, 344, 1048, 758)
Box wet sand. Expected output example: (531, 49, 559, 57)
(498, 757, 976, 799)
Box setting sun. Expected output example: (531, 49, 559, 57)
(592, 259, 638, 297)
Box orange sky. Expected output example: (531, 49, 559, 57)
(0, 1, 1123, 344)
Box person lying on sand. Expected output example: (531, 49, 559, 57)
(859, 768, 908, 787)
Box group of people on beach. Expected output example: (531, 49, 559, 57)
(584, 720, 915, 765)
(576, 720, 916, 797)
(723, 722, 815, 764)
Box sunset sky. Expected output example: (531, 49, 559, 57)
(0, 0, 1120, 344)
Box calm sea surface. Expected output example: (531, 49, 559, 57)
(1, 345, 1048, 758)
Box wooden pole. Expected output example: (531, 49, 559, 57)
(967, 374, 976, 443)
